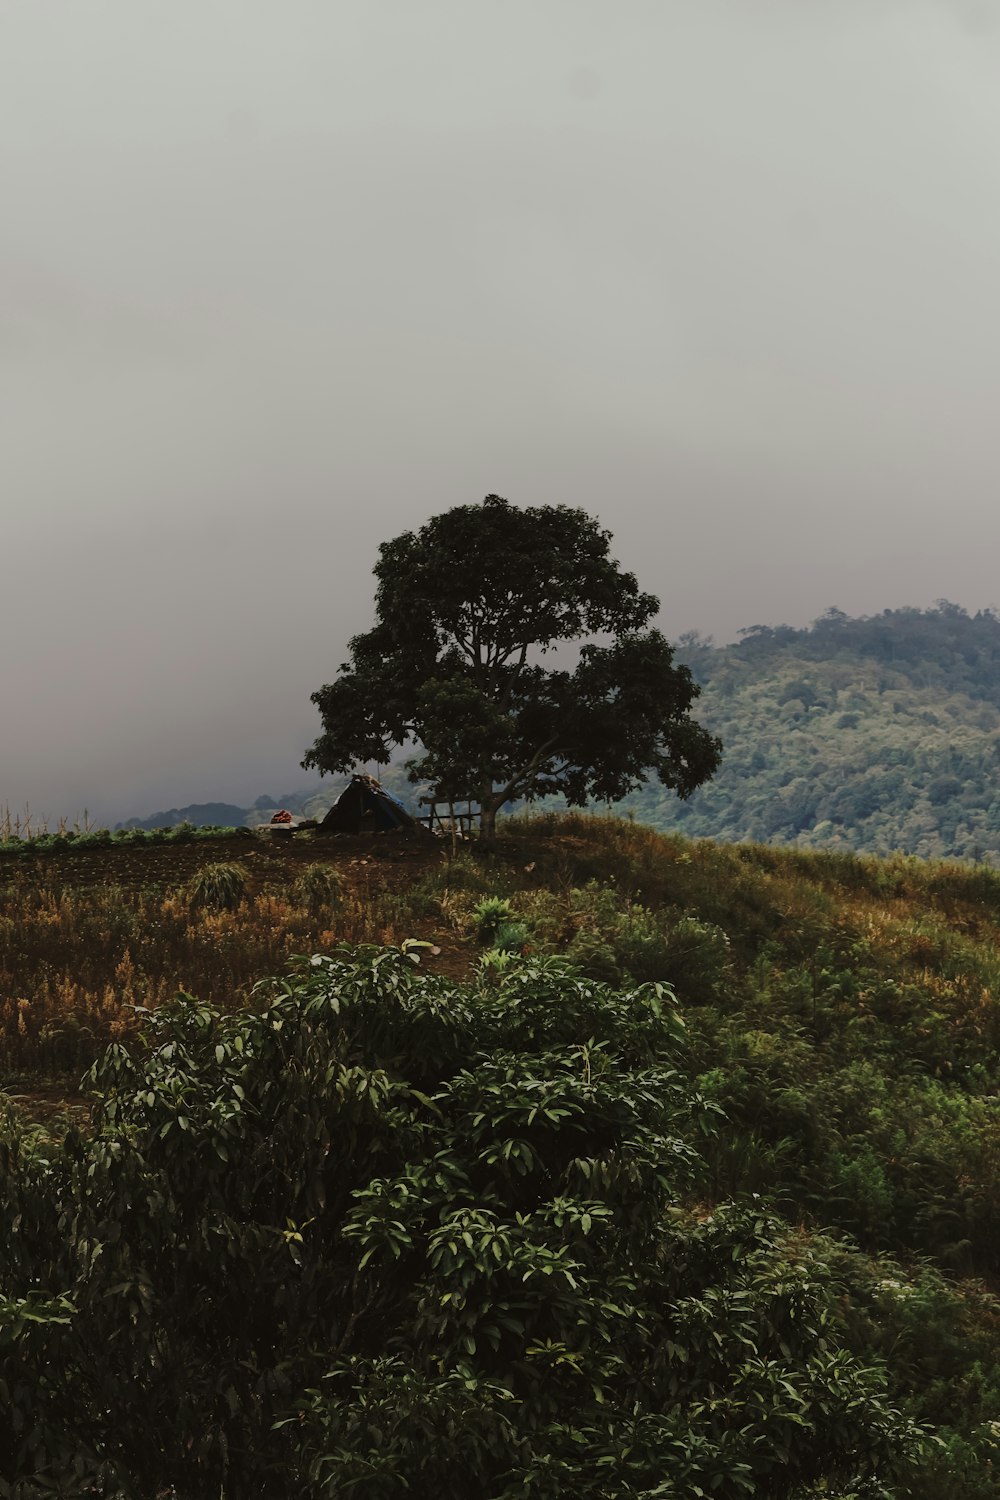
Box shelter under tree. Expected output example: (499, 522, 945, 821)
(317, 775, 420, 836)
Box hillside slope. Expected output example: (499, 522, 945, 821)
(5, 815, 1000, 1493)
(621, 602, 1000, 862)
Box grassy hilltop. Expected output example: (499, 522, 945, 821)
(5, 815, 1000, 1493)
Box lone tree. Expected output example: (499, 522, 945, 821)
(303, 495, 721, 838)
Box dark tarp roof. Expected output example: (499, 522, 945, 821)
(318, 776, 418, 835)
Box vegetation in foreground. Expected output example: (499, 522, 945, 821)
(6, 814, 1000, 1492)
(0, 949, 934, 1497)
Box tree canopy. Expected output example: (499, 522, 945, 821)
(303, 495, 720, 834)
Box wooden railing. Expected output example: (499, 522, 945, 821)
(418, 798, 480, 836)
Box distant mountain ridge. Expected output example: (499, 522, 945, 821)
(119, 802, 253, 831)
(118, 788, 341, 832)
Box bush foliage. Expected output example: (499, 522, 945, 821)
(0, 824, 247, 859)
(2, 951, 931, 1497)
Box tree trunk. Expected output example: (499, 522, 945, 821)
(479, 790, 498, 843)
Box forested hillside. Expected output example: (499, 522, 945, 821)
(621, 603, 1000, 863)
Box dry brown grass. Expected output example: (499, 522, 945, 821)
(0, 849, 459, 1074)
(9, 810, 1000, 1081)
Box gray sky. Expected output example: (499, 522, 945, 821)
(4, 0, 1000, 822)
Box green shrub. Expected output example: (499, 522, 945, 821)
(564, 929, 623, 984)
(111, 827, 147, 846)
(662, 915, 731, 999)
(69, 830, 113, 849)
(519, 880, 614, 946)
(165, 823, 196, 845)
(493, 919, 530, 954)
(472, 895, 514, 944)
(294, 863, 346, 915)
(612, 904, 673, 983)
(0, 953, 929, 1496)
(186, 861, 248, 911)
(31, 834, 65, 853)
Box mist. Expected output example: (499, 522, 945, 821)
(4, 0, 1000, 821)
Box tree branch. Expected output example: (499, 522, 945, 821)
(492, 736, 562, 808)
(497, 643, 530, 712)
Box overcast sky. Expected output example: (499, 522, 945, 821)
(4, 0, 1000, 821)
